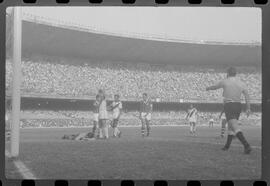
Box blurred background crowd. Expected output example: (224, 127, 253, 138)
(6, 55, 261, 102)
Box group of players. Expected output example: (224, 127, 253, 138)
(91, 90, 153, 139)
(90, 66, 252, 154)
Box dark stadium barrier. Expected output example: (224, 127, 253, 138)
(14, 97, 261, 112)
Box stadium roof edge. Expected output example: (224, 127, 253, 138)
(18, 13, 261, 66)
(22, 12, 261, 47)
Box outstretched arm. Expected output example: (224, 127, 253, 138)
(206, 81, 223, 91)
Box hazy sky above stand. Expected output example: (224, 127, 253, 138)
(21, 7, 261, 44)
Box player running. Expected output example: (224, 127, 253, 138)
(109, 94, 123, 138)
(139, 93, 153, 137)
(206, 67, 251, 154)
(185, 104, 198, 135)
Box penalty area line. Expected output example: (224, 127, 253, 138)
(5, 150, 37, 179)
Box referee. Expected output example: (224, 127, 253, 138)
(206, 67, 251, 154)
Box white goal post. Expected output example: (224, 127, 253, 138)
(10, 7, 22, 158)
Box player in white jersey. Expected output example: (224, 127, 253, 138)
(185, 104, 198, 135)
(109, 94, 123, 138)
(98, 89, 109, 139)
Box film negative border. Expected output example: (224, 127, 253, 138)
(0, 0, 269, 186)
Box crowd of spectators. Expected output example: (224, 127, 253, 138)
(6, 56, 261, 102)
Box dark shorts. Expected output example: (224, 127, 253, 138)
(224, 102, 242, 121)
(112, 119, 119, 128)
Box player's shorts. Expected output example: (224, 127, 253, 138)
(93, 113, 99, 122)
(141, 112, 151, 121)
(188, 118, 197, 123)
(224, 102, 242, 121)
(112, 118, 119, 128)
(189, 121, 196, 125)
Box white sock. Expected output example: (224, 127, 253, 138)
(104, 126, 109, 138)
(99, 129, 103, 138)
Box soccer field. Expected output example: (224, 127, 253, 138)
(5, 125, 261, 180)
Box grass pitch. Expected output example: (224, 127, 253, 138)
(5, 124, 261, 180)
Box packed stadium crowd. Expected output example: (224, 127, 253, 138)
(15, 110, 261, 128)
(5, 56, 261, 102)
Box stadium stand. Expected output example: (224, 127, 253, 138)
(6, 56, 261, 102)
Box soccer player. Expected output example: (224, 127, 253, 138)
(98, 89, 109, 139)
(92, 94, 100, 138)
(109, 94, 122, 138)
(209, 115, 214, 128)
(185, 104, 198, 135)
(206, 67, 251, 154)
(139, 93, 153, 137)
(219, 109, 227, 138)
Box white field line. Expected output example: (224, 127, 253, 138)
(5, 150, 37, 179)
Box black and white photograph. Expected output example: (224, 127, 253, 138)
(5, 7, 261, 180)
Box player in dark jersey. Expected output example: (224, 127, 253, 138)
(139, 93, 153, 137)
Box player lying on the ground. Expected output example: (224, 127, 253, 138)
(206, 67, 252, 154)
(108, 94, 122, 138)
(139, 93, 153, 137)
(185, 104, 198, 135)
(62, 131, 95, 140)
